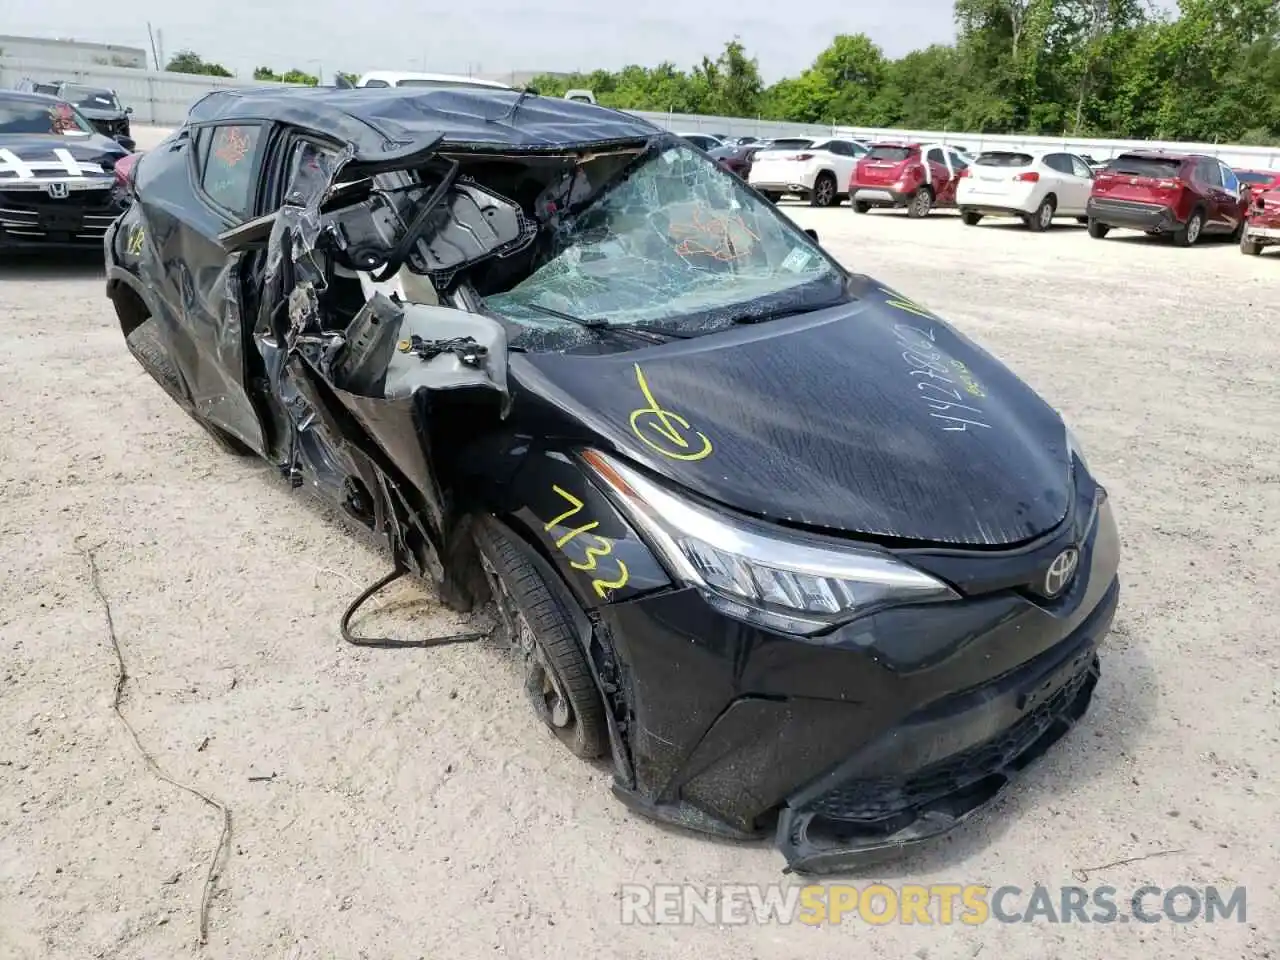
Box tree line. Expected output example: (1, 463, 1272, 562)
(526, 0, 1280, 145)
(161, 0, 1280, 145)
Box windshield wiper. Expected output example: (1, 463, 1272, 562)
(729, 300, 838, 326)
(519, 301, 690, 342)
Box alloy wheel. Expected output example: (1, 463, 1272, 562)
(1187, 214, 1202, 244)
(815, 178, 834, 206)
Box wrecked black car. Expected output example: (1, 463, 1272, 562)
(104, 86, 1120, 874)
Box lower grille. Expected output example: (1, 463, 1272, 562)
(0, 188, 123, 243)
(808, 662, 1095, 823)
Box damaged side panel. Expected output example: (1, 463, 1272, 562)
(243, 138, 514, 588)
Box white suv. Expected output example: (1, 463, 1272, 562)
(956, 149, 1097, 230)
(748, 137, 869, 207)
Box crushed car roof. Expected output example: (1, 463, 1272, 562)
(186, 87, 662, 156)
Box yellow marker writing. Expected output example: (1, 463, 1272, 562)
(628, 364, 712, 462)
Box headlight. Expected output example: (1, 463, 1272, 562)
(580, 449, 957, 636)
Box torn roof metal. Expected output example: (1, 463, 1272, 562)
(186, 87, 662, 157)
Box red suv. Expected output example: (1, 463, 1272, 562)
(849, 142, 966, 217)
(1086, 152, 1248, 246)
(1240, 173, 1280, 256)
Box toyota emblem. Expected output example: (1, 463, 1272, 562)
(1042, 547, 1080, 598)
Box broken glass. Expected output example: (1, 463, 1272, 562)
(483, 145, 841, 340)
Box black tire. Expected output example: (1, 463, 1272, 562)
(1241, 235, 1262, 256)
(1027, 195, 1056, 232)
(1076, 216, 1089, 225)
(472, 517, 608, 760)
(1173, 209, 1204, 247)
(810, 172, 838, 208)
(853, 200, 871, 214)
(906, 187, 934, 218)
(125, 319, 254, 456)
(760, 190, 781, 203)
(1087, 218, 1110, 239)
(961, 210, 982, 226)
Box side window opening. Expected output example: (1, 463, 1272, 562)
(196, 123, 265, 220)
(925, 147, 945, 165)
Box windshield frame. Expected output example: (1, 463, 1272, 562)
(481, 133, 851, 350)
(0, 96, 97, 136)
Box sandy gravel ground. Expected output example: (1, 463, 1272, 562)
(2, 135, 1278, 959)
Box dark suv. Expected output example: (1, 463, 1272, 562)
(1086, 152, 1247, 246)
(14, 79, 132, 140)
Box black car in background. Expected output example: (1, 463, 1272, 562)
(14, 78, 133, 141)
(0, 91, 133, 251)
(104, 85, 1119, 874)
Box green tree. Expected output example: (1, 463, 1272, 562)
(165, 49, 233, 77)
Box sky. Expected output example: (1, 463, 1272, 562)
(11, 0, 990, 83)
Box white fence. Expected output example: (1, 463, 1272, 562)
(5, 57, 1278, 169)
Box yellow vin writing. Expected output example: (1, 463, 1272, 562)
(545, 484, 630, 599)
(628, 364, 713, 462)
(125, 224, 144, 258)
(880, 287, 935, 321)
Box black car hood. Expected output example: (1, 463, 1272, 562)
(513, 279, 1071, 546)
(0, 132, 125, 173)
(76, 106, 126, 119)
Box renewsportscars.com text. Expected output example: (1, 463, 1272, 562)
(618, 883, 1247, 926)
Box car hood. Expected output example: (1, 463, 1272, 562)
(0, 132, 126, 170)
(513, 278, 1072, 546)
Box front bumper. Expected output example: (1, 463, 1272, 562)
(1087, 197, 1178, 232)
(599, 479, 1120, 873)
(0, 186, 125, 250)
(850, 186, 909, 207)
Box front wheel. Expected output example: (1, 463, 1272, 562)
(760, 190, 781, 203)
(853, 200, 871, 214)
(472, 517, 608, 760)
(1087, 218, 1110, 239)
(1076, 216, 1089, 225)
(960, 210, 982, 226)
(810, 173, 838, 208)
(906, 187, 934, 218)
(1241, 235, 1262, 256)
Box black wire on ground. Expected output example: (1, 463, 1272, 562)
(340, 564, 488, 648)
(78, 538, 231, 947)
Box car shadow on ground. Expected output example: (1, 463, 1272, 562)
(969, 221, 1088, 233)
(0, 250, 105, 282)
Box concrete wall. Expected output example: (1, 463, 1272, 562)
(0, 57, 303, 126)
(0, 36, 147, 70)
(6, 57, 1277, 169)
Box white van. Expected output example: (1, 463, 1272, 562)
(353, 71, 513, 91)
(563, 89, 597, 104)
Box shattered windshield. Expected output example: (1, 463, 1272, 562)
(484, 144, 843, 342)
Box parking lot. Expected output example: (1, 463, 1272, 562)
(1, 139, 1277, 959)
